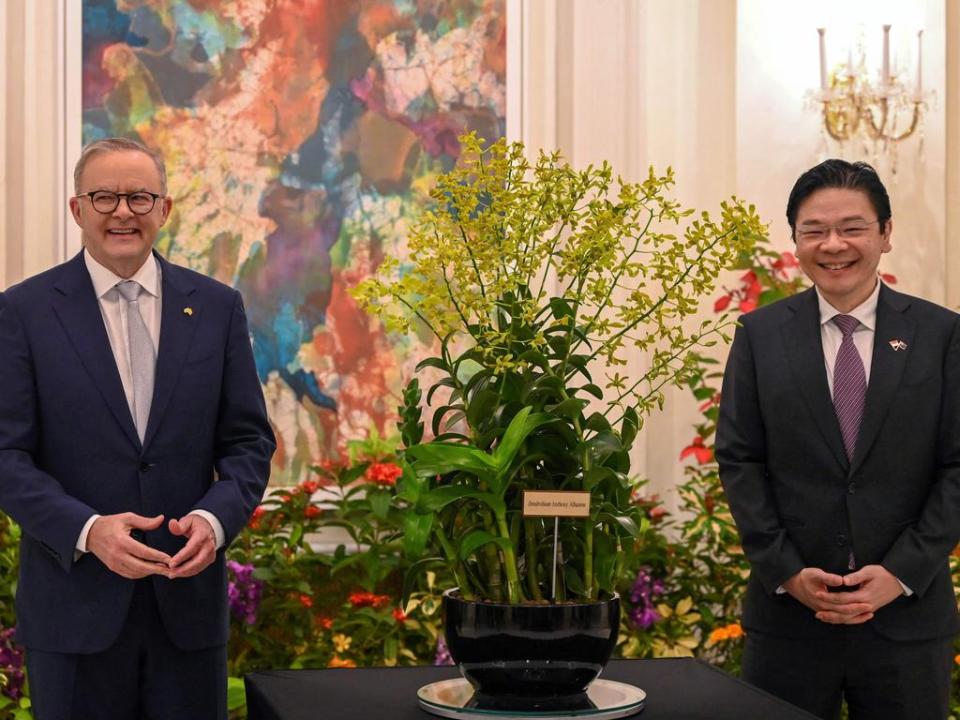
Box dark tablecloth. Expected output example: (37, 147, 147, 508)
(245, 658, 818, 719)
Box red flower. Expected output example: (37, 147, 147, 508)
(304, 505, 322, 519)
(365, 462, 402, 487)
(348, 591, 391, 609)
(392, 608, 407, 624)
(714, 294, 732, 313)
(298, 594, 314, 609)
(772, 251, 800, 278)
(300, 480, 320, 494)
(880, 273, 897, 284)
(315, 615, 334, 630)
(248, 505, 266, 530)
(680, 436, 713, 465)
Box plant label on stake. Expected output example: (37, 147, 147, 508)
(523, 491, 591, 601)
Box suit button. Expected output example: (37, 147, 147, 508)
(847, 482, 856, 494)
(140, 462, 154, 472)
(837, 533, 848, 546)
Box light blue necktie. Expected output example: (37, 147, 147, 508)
(116, 280, 156, 442)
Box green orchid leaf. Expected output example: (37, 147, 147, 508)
(492, 407, 555, 473)
(458, 529, 513, 561)
(406, 442, 498, 476)
(579, 383, 604, 399)
(584, 411, 612, 433)
(466, 388, 501, 429)
(455, 357, 485, 385)
(621, 406, 639, 448)
(416, 356, 451, 373)
(546, 398, 589, 422)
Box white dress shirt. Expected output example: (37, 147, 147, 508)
(76, 251, 224, 556)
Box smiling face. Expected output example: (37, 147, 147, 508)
(69, 150, 172, 278)
(794, 187, 892, 312)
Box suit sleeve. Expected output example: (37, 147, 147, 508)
(881, 315, 960, 597)
(191, 291, 275, 545)
(0, 292, 97, 572)
(715, 320, 806, 594)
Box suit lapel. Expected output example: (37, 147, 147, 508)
(781, 288, 850, 470)
(143, 254, 200, 450)
(849, 285, 914, 475)
(51, 252, 141, 449)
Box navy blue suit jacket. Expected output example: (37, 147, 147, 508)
(716, 284, 960, 641)
(0, 250, 275, 653)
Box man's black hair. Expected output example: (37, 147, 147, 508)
(786, 159, 891, 239)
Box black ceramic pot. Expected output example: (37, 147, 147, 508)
(443, 588, 620, 711)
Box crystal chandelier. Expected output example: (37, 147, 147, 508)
(808, 25, 931, 167)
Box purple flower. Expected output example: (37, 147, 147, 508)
(434, 635, 454, 666)
(0, 626, 25, 701)
(628, 567, 665, 630)
(227, 560, 263, 626)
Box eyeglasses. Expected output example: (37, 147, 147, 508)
(795, 219, 881, 243)
(75, 190, 165, 215)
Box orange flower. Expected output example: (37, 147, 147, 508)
(298, 593, 313, 609)
(304, 505, 322, 519)
(392, 608, 407, 624)
(708, 623, 744, 644)
(954, 654, 960, 665)
(714, 293, 732, 313)
(680, 436, 713, 465)
(880, 273, 897, 285)
(328, 656, 356, 668)
(301, 480, 320, 494)
(365, 462, 402, 486)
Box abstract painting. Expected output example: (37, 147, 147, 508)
(81, 0, 507, 483)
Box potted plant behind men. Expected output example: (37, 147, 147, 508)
(352, 133, 764, 711)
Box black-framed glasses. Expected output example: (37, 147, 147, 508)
(795, 219, 881, 243)
(75, 190, 165, 215)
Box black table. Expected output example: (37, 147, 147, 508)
(245, 658, 819, 719)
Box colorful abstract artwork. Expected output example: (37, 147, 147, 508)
(81, 0, 507, 483)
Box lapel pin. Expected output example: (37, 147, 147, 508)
(889, 339, 907, 351)
(183, 307, 193, 316)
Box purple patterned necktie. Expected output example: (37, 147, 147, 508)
(832, 314, 866, 461)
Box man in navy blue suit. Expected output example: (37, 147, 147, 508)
(0, 138, 276, 718)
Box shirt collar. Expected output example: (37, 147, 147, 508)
(816, 278, 881, 332)
(83, 250, 160, 300)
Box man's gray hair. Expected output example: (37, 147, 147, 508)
(73, 137, 168, 195)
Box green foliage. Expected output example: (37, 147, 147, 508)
(353, 133, 766, 602)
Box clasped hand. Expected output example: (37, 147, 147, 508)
(783, 565, 905, 625)
(86, 512, 217, 580)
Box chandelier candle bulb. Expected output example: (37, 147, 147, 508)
(916, 29, 923, 93)
(818, 28, 828, 91)
(882, 24, 891, 87)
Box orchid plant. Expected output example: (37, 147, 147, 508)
(352, 132, 766, 604)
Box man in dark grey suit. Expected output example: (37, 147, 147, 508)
(716, 159, 960, 719)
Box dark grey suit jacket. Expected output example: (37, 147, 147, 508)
(716, 284, 960, 641)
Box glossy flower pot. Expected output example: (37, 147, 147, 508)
(443, 589, 620, 711)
